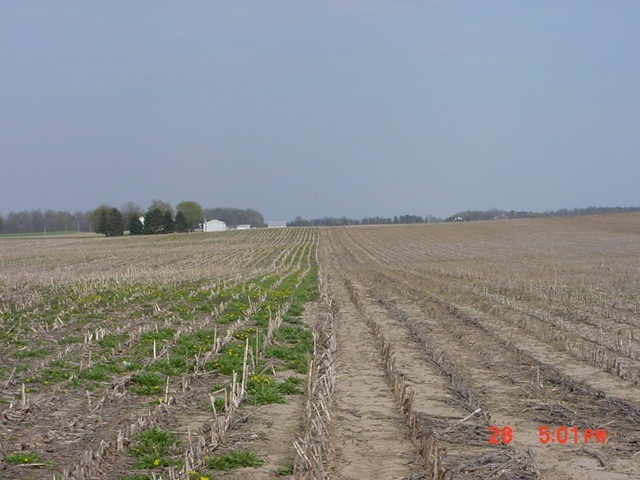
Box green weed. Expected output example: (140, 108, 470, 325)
(206, 449, 263, 470)
(277, 377, 304, 395)
(4, 452, 43, 465)
(130, 372, 165, 395)
(13, 348, 50, 359)
(275, 462, 294, 475)
(248, 381, 286, 405)
(129, 428, 181, 469)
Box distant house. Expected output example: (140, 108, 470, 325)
(203, 219, 226, 232)
(236, 225, 251, 230)
(267, 220, 287, 228)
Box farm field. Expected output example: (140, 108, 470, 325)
(1, 214, 640, 479)
(318, 214, 640, 480)
(0, 228, 319, 479)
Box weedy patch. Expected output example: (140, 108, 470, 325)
(12, 347, 51, 359)
(129, 427, 182, 469)
(275, 462, 294, 475)
(97, 333, 129, 349)
(209, 343, 245, 375)
(187, 471, 215, 480)
(277, 376, 304, 395)
(148, 356, 188, 376)
(4, 451, 46, 465)
(130, 372, 165, 395)
(233, 327, 256, 341)
(247, 375, 286, 405)
(206, 449, 264, 470)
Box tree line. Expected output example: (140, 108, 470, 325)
(3, 204, 640, 234)
(444, 206, 640, 222)
(0, 209, 91, 234)
(0, 201, 265, 235)
(287, 214, 440, 227)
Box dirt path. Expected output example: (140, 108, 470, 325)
(319, 237, 418, 479)
(329, 279, 416, 479)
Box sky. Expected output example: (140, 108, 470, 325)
(1, 1, 639, 220)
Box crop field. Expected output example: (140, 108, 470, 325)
(2, 214, 640, 479)
(0, 228, 318, 479)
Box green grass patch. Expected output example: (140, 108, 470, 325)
(247, 380, 286, 405)
(130, 372, 165, 395)
(13, 348, 50, 359)
(264, 325, 313, 373)
(4, 452, 44, 465)
(148, 356, 188, 376)
(97, 333, 129, 349)
(207, 342, 245, 375)
(277, 376, 304, 395)
(129, 428, 181, 469)
(59, 335, 82, 345)
(206, 449, 264, 470)
(174, 329, 216, 356)
(219, 298, 250, 324)
(275, 462, 294, 475)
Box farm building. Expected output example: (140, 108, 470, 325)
(203, 219, 226, 232)
(267, 220, 287, 228)
(236, 225, 251, 230)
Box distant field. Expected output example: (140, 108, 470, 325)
(1, 215, 639, 479)
(0, 230, 96, 238)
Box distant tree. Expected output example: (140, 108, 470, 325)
(287, 216, 311, 227)
(162, 211, 175, 233)
(0, 214, 3, 233)
(120, 201, 142, 229)
(129, 215, 144, 235)
(107, 208, 124, 237)
(73, 211, 90, 231)
(175, 211, 189, 233)
(143, 208, 164, 234)
(91, 205, 112, 233)
(97, 209, 109, 235)
(176, 201, 203, 229)
(148, 199, 174, 217)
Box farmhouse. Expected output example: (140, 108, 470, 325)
(203, 219, 226, 232)
(267, 220, 287, 228)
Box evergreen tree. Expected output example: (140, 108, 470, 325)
(162, 211, 175, 233)
(107, 208, 124, 237)
(143, 208, 163, 234)
(97, 209, 109, 235)
(175, 211, 189, 233)
(129, 215, 144, 235)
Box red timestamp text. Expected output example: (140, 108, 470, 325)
(488, 425, 607, 445)
(538, 425, 607, 445)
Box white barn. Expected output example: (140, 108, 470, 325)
(267, 220, 287, 228)
(203, 219, 226, 232)
(236, 225, 251, 230)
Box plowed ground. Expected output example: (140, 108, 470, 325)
(320, 214, 640, 480)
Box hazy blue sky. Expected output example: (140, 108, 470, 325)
(1, 1, 638, 219)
